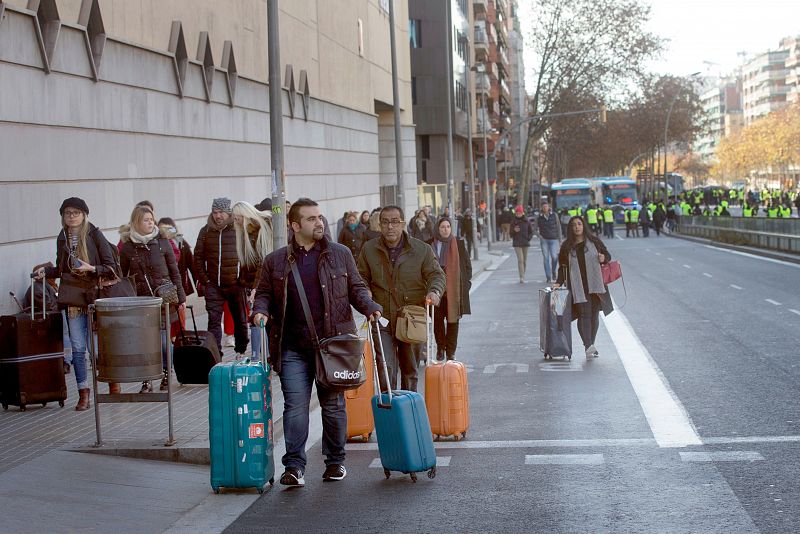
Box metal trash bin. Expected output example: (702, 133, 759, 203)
(94, 297, 164, 382)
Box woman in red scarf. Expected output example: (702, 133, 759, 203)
(430, 217, 472, 360)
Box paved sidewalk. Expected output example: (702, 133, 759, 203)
(0, 239, 497, 533)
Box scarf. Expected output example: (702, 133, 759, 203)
(567, 238, 606, 304)
(130, 226, 160, 245)
(434, 235, 461, 323)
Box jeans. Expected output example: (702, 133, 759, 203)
(65, 311, 89, 390)
(205, 285, 249, 353)
(279, 347, 346, 471)
(514, 246, 529, 281)
(539, 238, 559, 281)
(576, 295, 602, 349)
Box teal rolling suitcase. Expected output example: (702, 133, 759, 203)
(209, 354, 274, 493)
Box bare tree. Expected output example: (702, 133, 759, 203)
(520, 0, 663, 203)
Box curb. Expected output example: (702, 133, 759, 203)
(668, 232, 800, 265)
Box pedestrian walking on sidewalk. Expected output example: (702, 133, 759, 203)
(233, 200, 273, 361)
(251, 198, 382, 487)
(120, 205, 187, 392)
(35, 197, 118, 411)
(511, 205, 534, 283)
(554, 216, 614, 360)
(357, 205, 445, 392)
(430, 217, 472, 361)
(536, 201, 561, 283)
(195, 198, 250, 358)
(459, 209, 476, 258)
(337, 212, 362, 259)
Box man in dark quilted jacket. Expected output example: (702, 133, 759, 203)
(252, 198, 381, 487)
(194, 198, 248, 355)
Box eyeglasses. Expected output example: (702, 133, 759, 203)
(380, 219, 404, 227)
(63, 210, 83, 217)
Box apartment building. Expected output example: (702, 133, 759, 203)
(783, 35, 800, 103)
(742, 48, 790, 124)
(695, 77, 743, 161)
(0, 0, 417, 313)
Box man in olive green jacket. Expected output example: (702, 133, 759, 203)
(357, 206, 446, 392)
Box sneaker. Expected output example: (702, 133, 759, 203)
(139, 380, 153, 393)
(585, 345, 598, 358)
(322, 464, 347, 481)
(224, 335, 235, 348)
(280, 467, 305, 487)
(159, 374, 169, 391)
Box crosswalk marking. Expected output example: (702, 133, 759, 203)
(790, 309, 800, 316)
(730, 284, 743, 290)
(765, 299, 782, 306)
(539, 361, 583, 372)
(702, 272, 713, 278)
(369, 456, 450, 468)
(525, 454, 604, 465)
(679, 451, 764, 462)
(667, 257, 674, 261)
(683, 264, 692, 269)
(483, 363, 529, 374)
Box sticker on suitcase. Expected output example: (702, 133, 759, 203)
(249, 423, 265, 439)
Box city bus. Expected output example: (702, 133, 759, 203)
(550, 179, 593, 211)
(593, 177, 638, 208)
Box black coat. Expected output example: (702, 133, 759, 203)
(44, 224, 118, 306)
(338, 225, 362, 259)
(252, 237, 381, 375)
(194, 215, 239, 288)
(511, 215, 534, 247)
(120, 237, 186, 304)
(430, 238, 472, 317)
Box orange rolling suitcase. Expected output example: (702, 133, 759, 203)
(424, 304, 469, 441)
(345, 320, 375, 442)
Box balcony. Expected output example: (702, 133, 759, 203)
(473, 0, 487, 15)
(474, 73, 490, 96)
(497, 45, 509, 73)
(474, 26, 488, 60)
(485, 61, 498, 80)
(495, 0, 507, 17)
(500, 78, 511, 101)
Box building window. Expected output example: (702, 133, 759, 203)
(420, 135, 430, 159)
(455, 81, 467, 111)
(409, 19, 422, 48)
(412, 76, 417, 105)
(458, 0, 468, 16)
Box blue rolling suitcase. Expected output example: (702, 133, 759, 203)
(209, 327, 274, 493)
(369, 321, 437, 482)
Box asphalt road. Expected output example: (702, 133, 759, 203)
(227, 233, 799, 533)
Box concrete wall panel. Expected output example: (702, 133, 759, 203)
(51, 26, 94, 78)
(0, 10, 45, 69)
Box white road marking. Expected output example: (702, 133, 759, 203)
(790, 309, 800, 316)
(347, 435, 800, 451)
(702, 245, 800, 269)
(682, 264, 692, 269)
(488, 321, 499, 332)
(615, 235, 624, 240)
(484, 254, 511, 272)
(538, 361, 583, 372)
(667, 257, 674, 261)
(525, 454, 604, 465)
(601, 300, 702, 448)
(347, 438, 656, 451)
(483, 363, 529, 374)
(680, 451, 764, 462)
(702, 272, 713, 278)
(765, 299, 782, 306)
(369, 456, 450, 468)
(730, 284, 743, 290)
(655, 252, 661, 256)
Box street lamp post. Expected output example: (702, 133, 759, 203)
(267, 0, 286, 249)
(444, 0, 455, 218)
(388, 0, 404, 211)
(471, 64, 493, 251)
(461, 37, 479, 260)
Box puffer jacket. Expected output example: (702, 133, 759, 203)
(119, 234, 186, 304)
(194, 214, 239, 288)
(251, 236, 381, 375)
(240, 216, 274, 290)
(357, 232, 446, 330)
(511, 215, 534, 247)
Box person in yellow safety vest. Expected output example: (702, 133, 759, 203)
(767, 204, 779, 218)
(772, 190, 780, 200)
(738, 190, 745, 203)
(624, 209, 632, 237)
(577, 206, 584, 216)
(586, 206, 599, 234)
(720, 199, 729, 209)
(742, 204, 753, 217)
(780, 205, 791, 218)
(602, 207, 614, 238)
(729, 190, 737, 205)
(681, 201, 691, 216)
(568, 206, 578, 217)
(630, 207, 640, 237)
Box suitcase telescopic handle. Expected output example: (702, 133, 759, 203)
(426, 303, 436, 366)
(29, 274, 46, 321)
(368, 317, 392, 407)
(260, 320, 268, 374)
(185, 304, 200, 339)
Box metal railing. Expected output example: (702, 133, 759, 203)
(678, 216, 800, 254)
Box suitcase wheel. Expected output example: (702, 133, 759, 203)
(58, 400, 65, 408)
(361, 433, 371, 442)
(384, 468, 391, 479)
(461, 432, 467, 439)
(567, 355, 572, 361)
(544, 353, 550, 360)
(410, 472, 417, 483)
(41, 403, 47, 408)
(269, 478, 274, 486)
(19, 405, 26, 412)
(257, 487, 264, 494)
(212, 487, 220, 494)
(2, 404, 7, 411)
(427, 467, 436, 479)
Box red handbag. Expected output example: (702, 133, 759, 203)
(601, 260, 622, 285)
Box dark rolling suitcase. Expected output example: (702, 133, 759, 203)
(539, 287, 572, 360)
(173, 305, 220, 384)
(0, 277, 67, 411)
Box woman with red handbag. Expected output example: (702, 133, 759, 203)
(553, 216, 614, 359)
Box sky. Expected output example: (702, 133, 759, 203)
(521, 0, 800, 89)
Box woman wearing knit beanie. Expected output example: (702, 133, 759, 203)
(34, 198, 117, 411)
